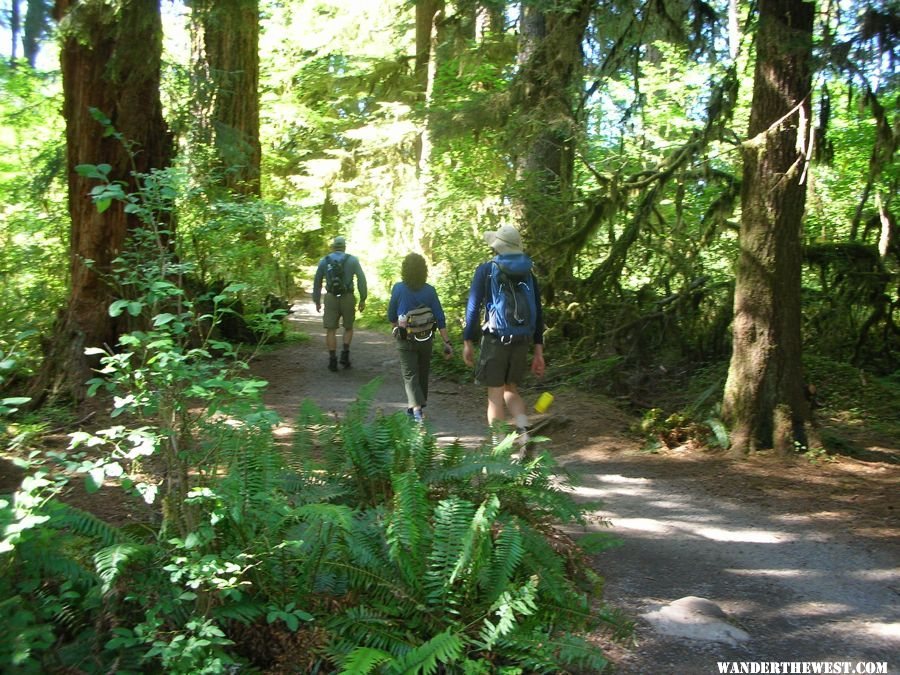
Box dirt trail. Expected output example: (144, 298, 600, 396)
(252, 298, 900, 675)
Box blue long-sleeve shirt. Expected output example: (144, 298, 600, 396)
(312, 252, 367, 305)
(387, 282, 447, 329)
(463, 260, 544, 344)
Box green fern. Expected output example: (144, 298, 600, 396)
(478, 576, 539, 650)
(424, 497, 475, 608)
(338, 646, 392, 675)
(448, 495, 500, 594)
(481, 516, 525, 604)
(387, 629, 464, 675)
(94, 543, 153, 593)
(386, 470, 430, 588)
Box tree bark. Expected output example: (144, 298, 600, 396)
(192, 0, 261, 198)
(722, 0, 815, 455)
(412, 0, 444, 254)
(510, 0, 593, 298)
(29, 0, 172, 406)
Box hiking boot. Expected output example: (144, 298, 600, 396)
(340, 350, 351, 368)
(328, 355, 338, 372)
(413, 408, 425, 424)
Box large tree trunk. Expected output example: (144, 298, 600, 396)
(28, 0, 172, 406)
(192, 0, 261, 198)
(412, 0, 444, 255)
(722, 0, 815, 455)
(511, 0, 592, 299)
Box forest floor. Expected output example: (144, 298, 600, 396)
(251, 298, 899, 675)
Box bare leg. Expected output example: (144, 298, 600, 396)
(486, 386, 507, 426)
(503, 384, 526, 422)
(342, 328, 354, 348)
(325, 329, 337, 352)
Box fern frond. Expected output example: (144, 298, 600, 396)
(54, 502, 127, 548)
(338, 646, 392, 675)
(386, 470, 429, 587)
(343, 378, 382, 427)
(482, 516, 525, 604)
(424, 497, 475, 607)
(387, 629, 463, 675)
(294, 503, 355, 532)
(478, 576, 538, 650)
(448, 495, 500, 590)
(93, 543, 153, 593)
(326, 605, 411, 655)
(345, 507, 392, 571)
(505, 629, 610, 673)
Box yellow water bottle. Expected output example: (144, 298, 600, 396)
(534, 392, 554, 413)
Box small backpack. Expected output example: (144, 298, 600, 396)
(406, 304, 436, 341)
(483, 253, 536, 343)
(324, 253, 351, 295)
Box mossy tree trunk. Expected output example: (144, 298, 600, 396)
(722, 0, 815, 455)
(28, 0, 172, 406)
(510, 0, 592, 300)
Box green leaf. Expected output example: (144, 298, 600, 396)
(86, 467, 105, 493)
(96, 198, 111, 213)
(109, 299, 130, 317)
(152, 313, 176, 326)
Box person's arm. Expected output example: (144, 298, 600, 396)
(387, 284, 400, 324)
(429, 286, 453, 358)
(530, 274, 545, 376)
(531, 274, 544, 345)
(462, 264, 487, 367)
(355, 257, 368, 311)
(312, 258, 325, 310)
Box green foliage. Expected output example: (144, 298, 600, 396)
(286, 384, 612, 672)
(0, 64, 67, 379)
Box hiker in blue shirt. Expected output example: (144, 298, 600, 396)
(463, 225, 544, 450)
(388, 253, 453, 423)
(313, 236, 367, 371)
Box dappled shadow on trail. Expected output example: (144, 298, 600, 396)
(557, 441, 899, 672)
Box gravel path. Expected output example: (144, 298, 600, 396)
(251, 298, 900, 675)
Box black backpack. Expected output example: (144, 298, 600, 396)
(324, 253, 351, 295)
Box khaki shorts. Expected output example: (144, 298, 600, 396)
(474, 334, 531, 387)
(323, 293, 356, 330)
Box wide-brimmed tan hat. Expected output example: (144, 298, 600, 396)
(483, 224, 523, 255)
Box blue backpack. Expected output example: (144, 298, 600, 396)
(483, 253, 537, 343)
